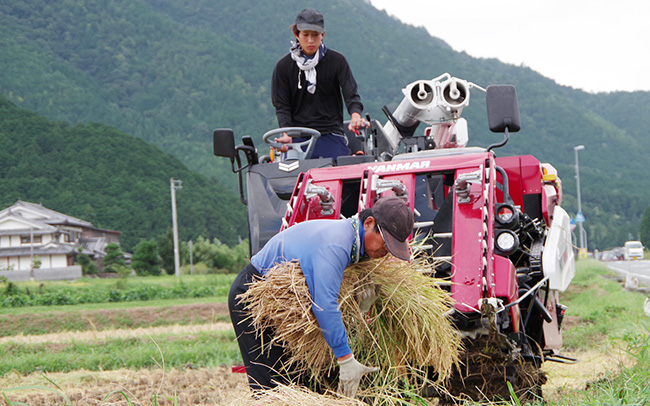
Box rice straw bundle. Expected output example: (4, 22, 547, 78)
(240, 260, 333, 371)
(238, 253, 462, 401)
(244, 383, 366, 406)
(342, 256, 460, 380)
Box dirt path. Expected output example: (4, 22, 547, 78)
(543, 347, 631, 402)
(0, 322, 233, 345)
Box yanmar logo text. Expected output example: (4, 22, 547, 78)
(368, 160, 431, 173)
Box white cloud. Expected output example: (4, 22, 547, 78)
(368, 0, 650, 93)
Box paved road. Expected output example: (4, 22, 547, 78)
(607, 260, 650, 287)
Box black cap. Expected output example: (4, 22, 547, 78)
(372, 197, 414, 261)
(295, 8, 325, 33)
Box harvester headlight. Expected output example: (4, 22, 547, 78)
(495, 229, 519, 256)
(495, 203, 519, 229)
(498, 206, 514, 221)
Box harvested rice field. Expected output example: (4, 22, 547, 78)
(0, 367, 250, 405)
(0, 352, 628, 405)
(0, 302, 631, 405)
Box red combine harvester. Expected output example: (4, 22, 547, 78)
(214, 73, 576, 399)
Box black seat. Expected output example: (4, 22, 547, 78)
(246, 158, 333, 255)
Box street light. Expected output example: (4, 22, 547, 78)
(171, 178, 183, 277)
(573, 145, 585, 253)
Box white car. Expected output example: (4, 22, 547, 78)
(624, 241, 645, 261)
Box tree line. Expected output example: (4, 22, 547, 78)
(77, 231, 249, 277)
(0, 95, 247, 252)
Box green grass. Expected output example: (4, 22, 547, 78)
(550, 259, 650, 405)
(560, 259, 649, 351)
(0, 295, 226, 316)
(4, 274, 236, 292)
(585, 329, 650, 403)
(0, 330, 240, 376)
(0, 274, 236, 310)
(537, 326, 650, 406)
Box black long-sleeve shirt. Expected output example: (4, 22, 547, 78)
(271, 49, 363, 135)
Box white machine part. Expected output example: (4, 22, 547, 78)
(542, 206, 576, 291)
(382, 73, 483, 152)
(429, 117, 469, 149)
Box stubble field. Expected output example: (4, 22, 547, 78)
(0, 303, 634, 405)
(1, 261, 648, 405)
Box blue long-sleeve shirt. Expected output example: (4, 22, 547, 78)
(250, 218, 364, 358)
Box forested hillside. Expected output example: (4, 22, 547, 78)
(0, 96, 246, 251)
(1, 0, 648, 249)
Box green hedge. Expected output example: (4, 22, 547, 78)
(0, 282, 229, 308)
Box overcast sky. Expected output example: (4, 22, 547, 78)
(368, 0, 650, 93)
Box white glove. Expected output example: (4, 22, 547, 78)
(337, 354, 379, 398)
(355, 281, 381, 313)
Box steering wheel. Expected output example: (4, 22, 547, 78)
(262, 127, 321, 161)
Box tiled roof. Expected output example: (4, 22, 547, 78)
(0, 241, 83, 257)
(0, 201, 93, 228)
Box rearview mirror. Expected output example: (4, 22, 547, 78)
(213, 129, 235, 161)
(486, 85, 521, 133)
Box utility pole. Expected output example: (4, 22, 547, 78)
(573, 145, 586, 254)
(188, 239, 194, 276)
(30, 227, 34, 281)
(170, 178, 183, 277)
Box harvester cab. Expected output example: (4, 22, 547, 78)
(214, 73, 576, 400)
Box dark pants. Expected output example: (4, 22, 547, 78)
(312, 133, 349, 161)
(228, 263, 291, 391)
(293, 133, 349, 162)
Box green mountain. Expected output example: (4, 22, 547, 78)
(1, 0, 648, 250)
(0, 95, 246, 251)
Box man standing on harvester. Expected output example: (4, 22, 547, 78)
(271, 8, 368, 161)
(228, 196, 414, 397)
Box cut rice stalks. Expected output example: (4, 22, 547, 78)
(238, 253, 462, 403)
(244, 383, 366, 406)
